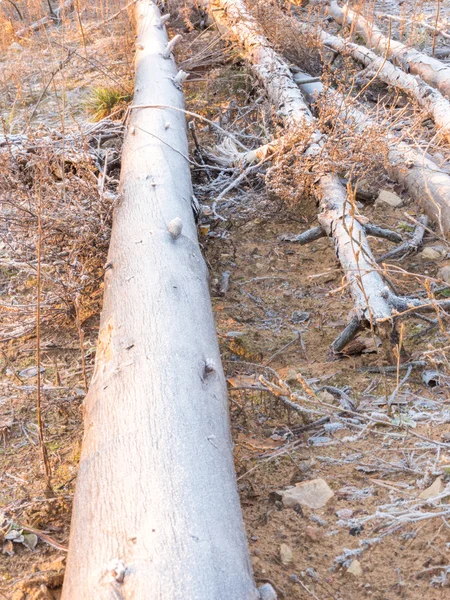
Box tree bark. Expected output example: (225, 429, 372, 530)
(61, 2, 257, 599)
(328, 1, 450, 99)
(211, 0, 392, 325)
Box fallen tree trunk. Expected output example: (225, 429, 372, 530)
(293, 72, 450, 237)
(222, 2, 450, 237)
(16, 0, 74, 38)
(61, 2, 257, 598)
(211, 0, 393, 330)
(317, 27, 450, 142)
(328, 0, 450, 99)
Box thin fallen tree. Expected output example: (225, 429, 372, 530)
(61, 1, 258, 598)
(15, 0, 74, 38)
(292, 71, 450, 237)
(328, 1, 450, 99)
(210, 0, 395, 352)
(316, 27, 450, 142)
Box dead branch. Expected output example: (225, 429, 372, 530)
(381, 287, 450, 314)
(15, 0, 75, 38)
(377, 215, 428, 262)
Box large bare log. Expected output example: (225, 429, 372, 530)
(328, 1, 450, 99)
(211, 0, 392, 328)
(61, 2, 258, 598)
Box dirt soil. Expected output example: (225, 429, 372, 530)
(1, 1, 450, 599)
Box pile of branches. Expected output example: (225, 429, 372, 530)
(202, 0, 450, 356)
(0, 120, 122, 341)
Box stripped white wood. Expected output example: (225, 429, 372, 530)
(317, 27, 450, 142)
(61, 2, 257, 598)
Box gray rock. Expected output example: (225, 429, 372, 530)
(291, 310, 310, 323)
(279, 543, 293, 565)
(286, 369, 298, 384)
(420, 246, 444, 260)
(280, 478, 334, 509)
(19, 365, 45, 379)
(258, 583, 277, 600)
(437, 265, 450, 283)
(377, 190, 403, 207)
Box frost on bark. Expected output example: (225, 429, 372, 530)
(61, 2, 257, 599)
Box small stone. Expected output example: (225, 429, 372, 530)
(279, 543, 293, 565)
(336, 508, 353, 519)
(419, 476, 444, 500)
(317, 390, 335, 403)
(291, 310, 310, 323)
(8, 42, 23, 52)
(19, 365, 45, 379)
(377, 190, 403, 207)
(437, 265, 450, 284)
(347, 560, 363, 577)
(280, 478, 334, 510)
(258, 583, 277, 600)
(286, 369, 298, 383)
(305, 525, 323, 542)
(420, 247, 442, 260)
